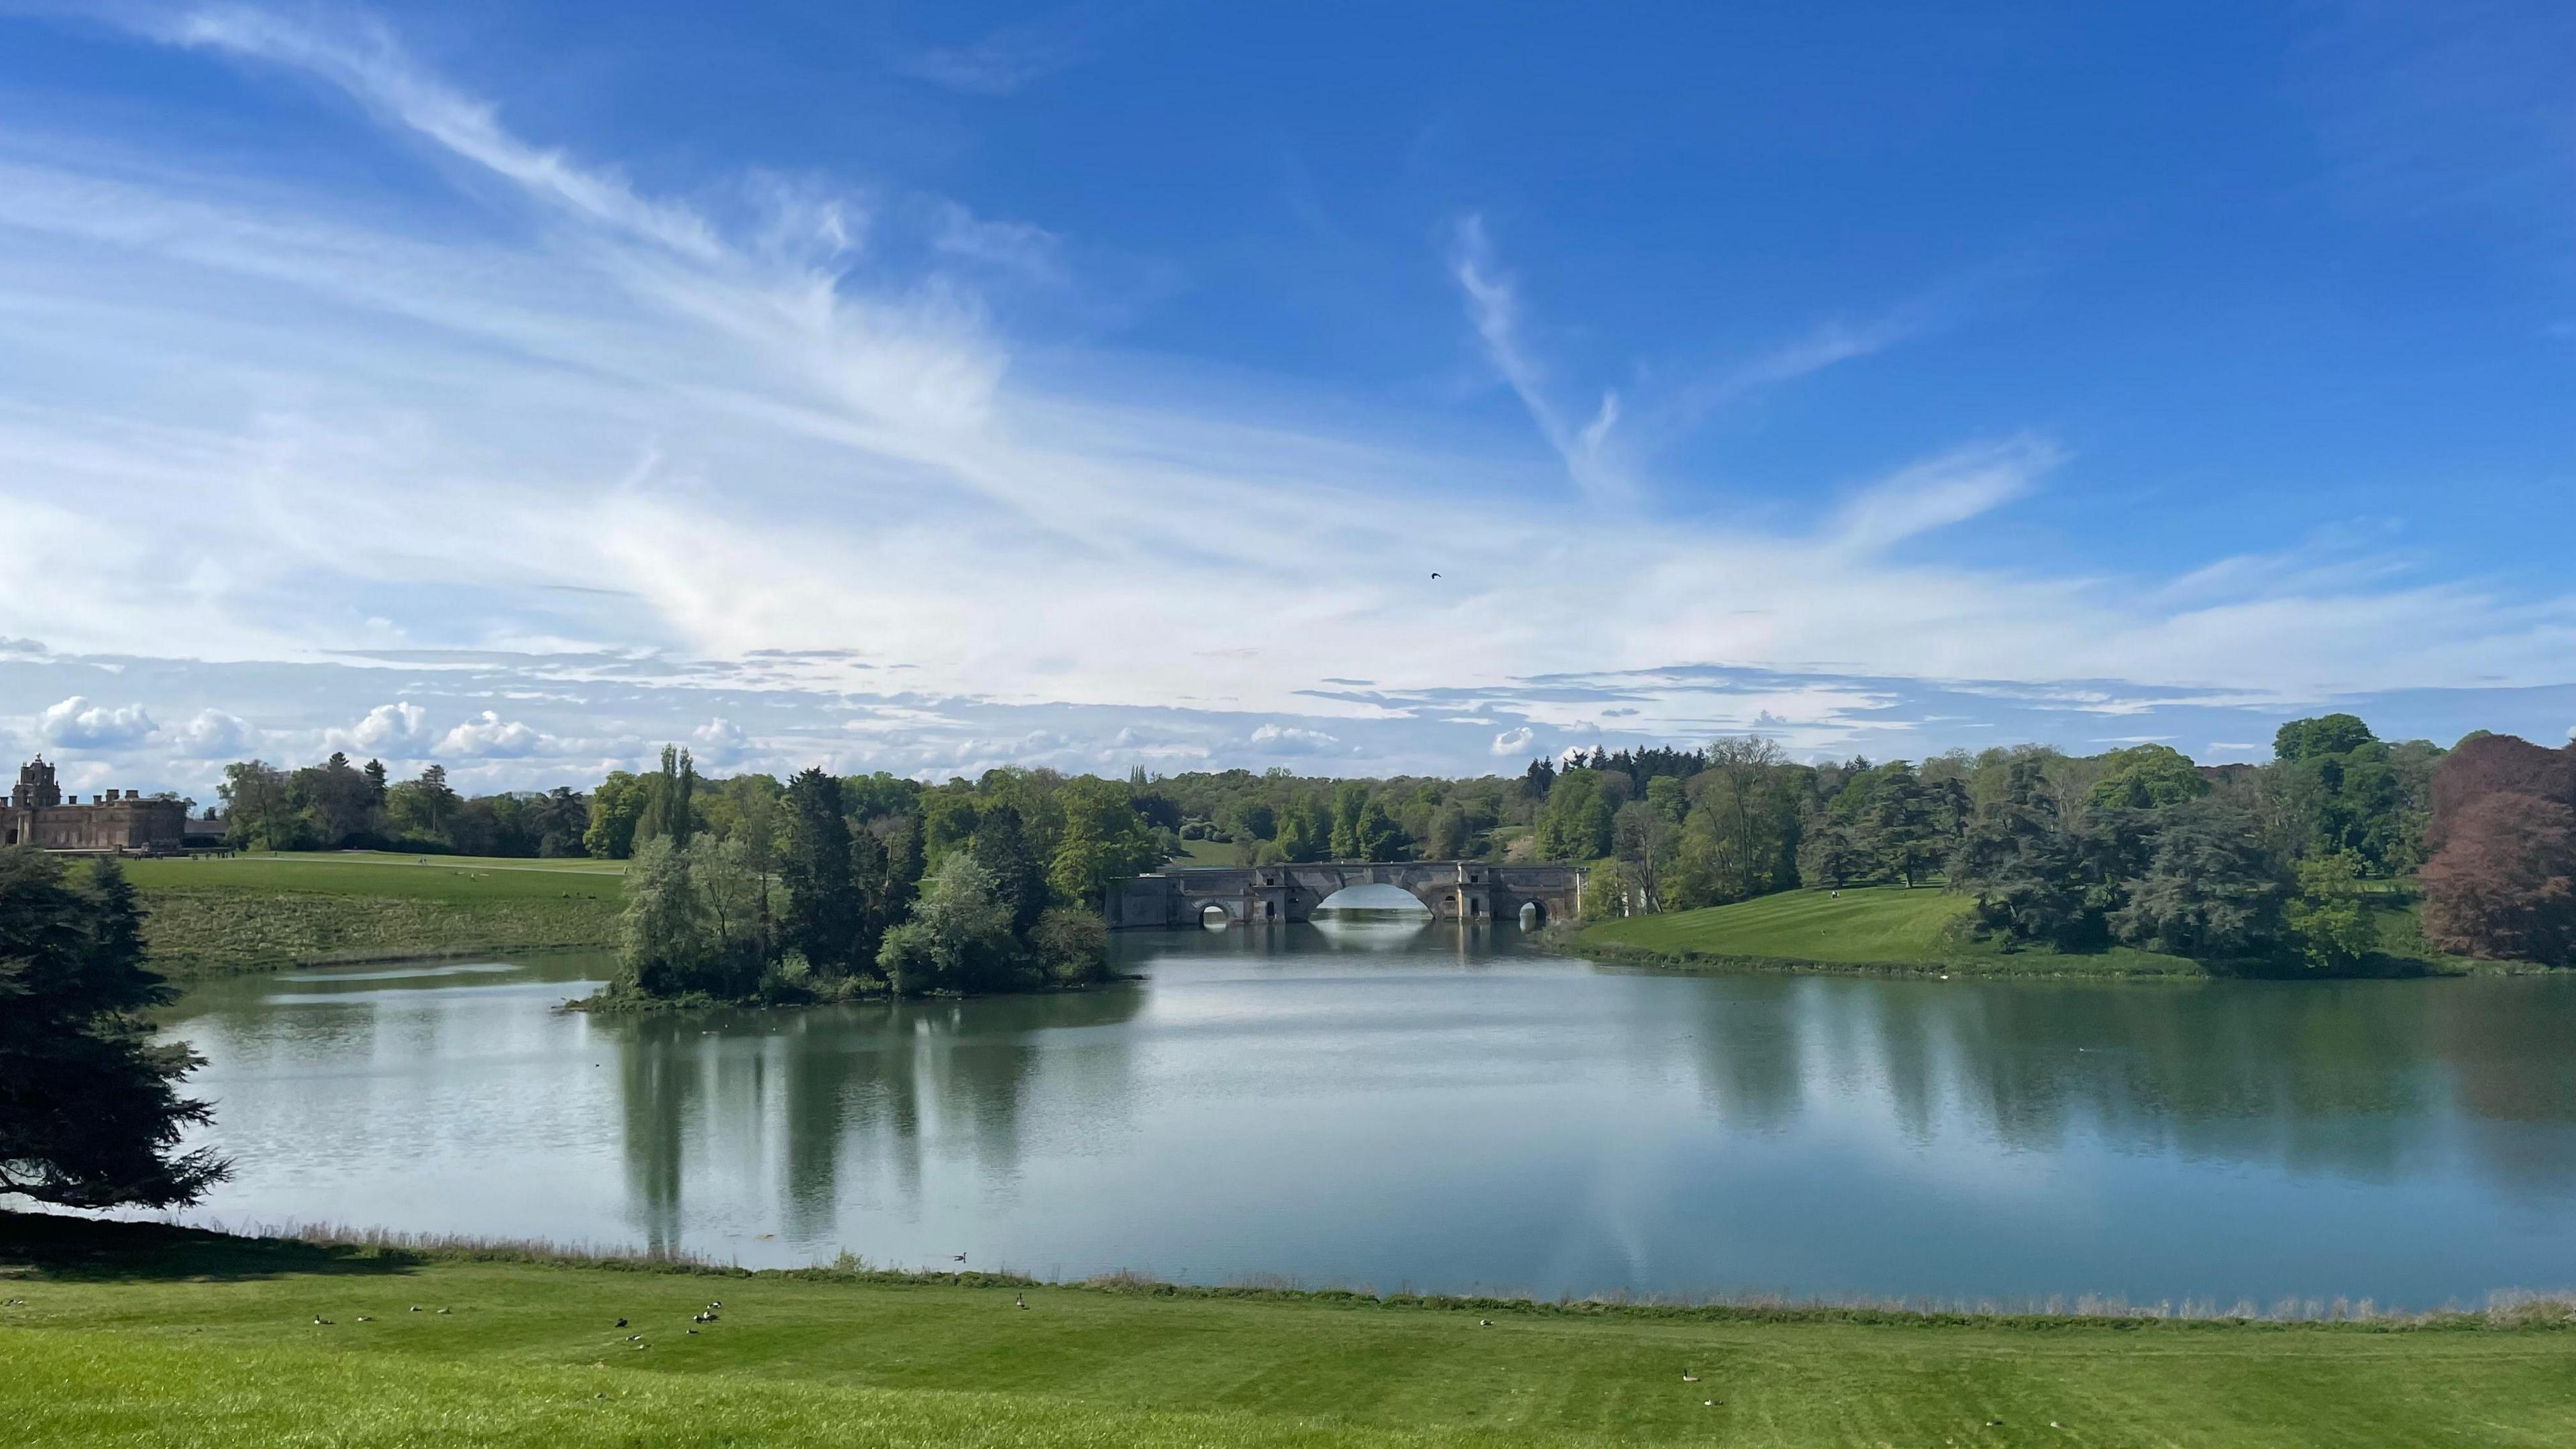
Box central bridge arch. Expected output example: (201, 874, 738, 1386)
(1312, 882, 1432, 914)
(1104, 861, 1585, 929)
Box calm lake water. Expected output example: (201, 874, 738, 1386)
(156, 922, 2576, 1306)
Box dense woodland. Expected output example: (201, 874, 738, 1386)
(209, 712, 2576, 986)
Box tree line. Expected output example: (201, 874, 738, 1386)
(209, 710, 2575, 973)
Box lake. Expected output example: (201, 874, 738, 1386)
(157, 922, 2576, 1307)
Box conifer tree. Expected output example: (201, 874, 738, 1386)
(0, 851, 228, 1209)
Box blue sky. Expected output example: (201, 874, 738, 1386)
(1, 1, 2571, 798)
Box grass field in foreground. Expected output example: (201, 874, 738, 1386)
(3, 1217, 2572, 1448)
(122, 852, 625, 975)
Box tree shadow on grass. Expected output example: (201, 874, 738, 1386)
(1, 1210, 423, 1283)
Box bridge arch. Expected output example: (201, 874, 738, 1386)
(1313, 883, 1432, 915)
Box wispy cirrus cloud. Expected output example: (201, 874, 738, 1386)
(0, 5, 2571, 796)
(1825, 437, 2062, 555)
(1448, 213, 1632, 506)
(892, 5, 1108, 97)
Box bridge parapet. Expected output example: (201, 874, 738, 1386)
(1105, 861, 1584, 930)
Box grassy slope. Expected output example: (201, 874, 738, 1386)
(1581, 885, 2492, 978)
(1585, 888, 2203, 977)
(124, 852, 625, 975)
(3, 1219, 2571, 1448)
(1165, 836, 1244, 868)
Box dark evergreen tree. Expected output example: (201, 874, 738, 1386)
(0, 851, 229, 1209)
(2109, 800, 2285, 959)
(779, 767, 860, 974)
(1866, 763, 1943, 888)
(848, 824, 894, 970)
(970, 804, 1049, 937)
(1949, 761, 2098, 947)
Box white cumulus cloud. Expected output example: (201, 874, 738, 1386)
(1491, 727, 1535, 755)
(690, 715, 751, 764)
(437, 710, 550, 759)
(1249, 723, 1341, 755)
(169, 708, 257, 757)
(37, 696, 156, 748)
(345, 702, 433, 754)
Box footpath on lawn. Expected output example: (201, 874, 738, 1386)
(1578, 883, 2492, 979)
(3, 1215, 2573, 1448)
(123, 852, 625, 976)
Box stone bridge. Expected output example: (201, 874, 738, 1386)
(1106, 861, 1585, 930)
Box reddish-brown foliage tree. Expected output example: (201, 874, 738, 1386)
(2425, 733, 2576, 854)
(2419, 792, 2576, 965)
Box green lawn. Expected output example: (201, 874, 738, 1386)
(123, 851, 627, 901)
(1585, 888, 2203, 977)
(1581, 885, 2494, 978)
(123, 851, 625, 975)
(1165, 836, 1244, 868)
(3, 1216, 2570, 1448)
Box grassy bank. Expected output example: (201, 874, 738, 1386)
(3, 1215, 2571, 1448)
(125, 853, 624, 976)
(1579, 885, 2482, 978)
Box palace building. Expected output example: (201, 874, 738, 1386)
(4, 757, 188, 854)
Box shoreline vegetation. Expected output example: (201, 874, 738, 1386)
(131, 712, 2575, 984)
(13, 1212, 2576, 1327)
(7, 1213, 2574, 1448)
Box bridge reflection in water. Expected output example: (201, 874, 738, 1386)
(1106, 861, 1584, 929)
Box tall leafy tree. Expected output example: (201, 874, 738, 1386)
(0, 851, 229, 1208)
(1537, 770, 1616, 860)
(636, 746, 697, 851)
(1613, 799, 1679, 914)
(584, 771, 647, 859)
(2275, 714, 2377, 763)
(2285, 851, 2378, 973)
(1328, 781, 1370, 859)
(877, 853, 1020, 995)
(2082, 744, 2208, 812)
(218, 760, 294, 851)
(1048, 777, 1161, 908)
(616, 836, 704, 998)
(1273, 796, 1332, 862)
